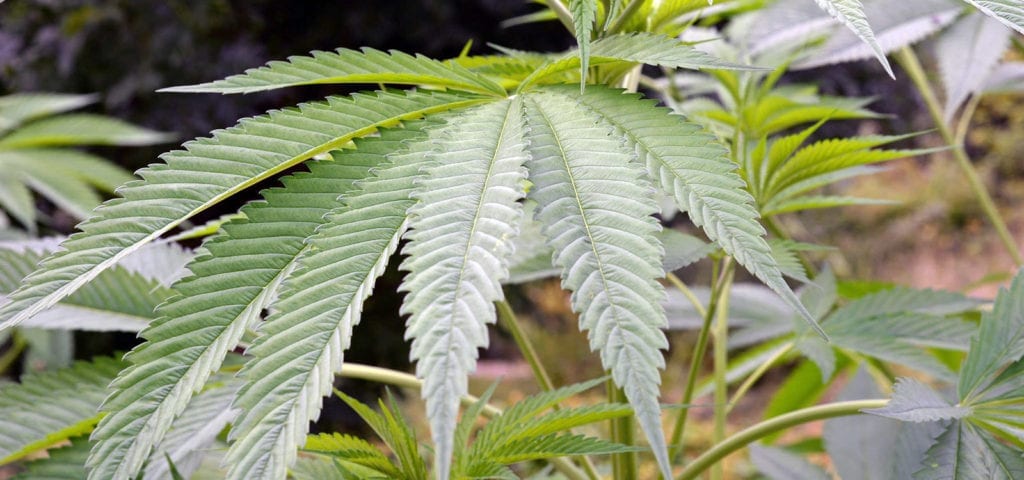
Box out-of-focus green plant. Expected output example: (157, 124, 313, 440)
(0, 93, 171, 233)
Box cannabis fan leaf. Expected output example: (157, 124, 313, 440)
(0, 40, 812, 479)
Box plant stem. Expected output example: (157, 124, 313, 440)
(666, 258, 733, 467)
(710, 266, 734, 480)
(496, 300, 602, 480)
(666, 272, 707, 317)
(607, 0, 645, 34)
(338, 363, 591, 480)
(609, 380, 638, 480)
(543, 0, 576, 35)
(894, 47, 1023, 266)
(674, 399, 889, 480)
(725, 342, 794, 415)
(0, 331, 26, 375)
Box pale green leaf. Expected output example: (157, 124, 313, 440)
(522, 91, 672, 478)
(865, 378, 971, 422)
(0, 357, 124, 464)
(570, 0, 597, 89)
(810, 0, 894, 76)
(562, 85, 819, 333)
(11, 435, 91, 480)
(400, 99, 528, 480)
(0, 93, 97, 134)
(0, 114, 173, 149)
(937, 12, 1013, 123)
(223, 127, 435, 480)
(0, 91, 486, 331)
(959, 269, 1024, 401)
(915, 421, 1024, 479)
(89, 127, 427, 480)
(963, 0, 1024, 35)
(160, 48, 506, 96)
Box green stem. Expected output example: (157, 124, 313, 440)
(895, 47, 1023, 266)
(496, 301, 601, 480)
(725, 342, 794, 415)
(710, 266, 734, 480)
(666, 258, 733, 467)
(338, 363, 591, 480)
(666, 272, 707, 318)
(609, 380, 638, 480)
(674, 399, 889, 480)
(0, 331, 26, 374)
(607, 0, 645, 34)
(543, 0, 577, 35)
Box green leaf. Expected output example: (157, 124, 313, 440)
(335, 391, 428, 480)
(936, 12, 1013, 123)
(11, 435, 92, 480)
(522, 91, 672, 478)
(486, 433, 639, 464)
(400, 99, 528, 480)
(810, 0, 894, 77)
(161, 47, 506, 96)
(794, 0, 961, 71)
(89, 127, 427, 480)
(519, 33, 757, 91)
(145, 379, 242, 480)
(562, 85, 819, 333)
(959, 269, 1024, 401)
(963, 0, 1024, 35)
(0, 91, 486, 332)
(864, 378, 971, 422)
(570, 0, 598, 90)
(0, 114, 173, 149)
(303, 433, 400, 479)
(0, 357, 124, 464)
(0, 93, 97, 134)
(660, 229, 716, 272)
(0, 244, 172, 332)
(915, 421, 1024, 479)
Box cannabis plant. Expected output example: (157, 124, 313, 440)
(1, 1, 1023, 479)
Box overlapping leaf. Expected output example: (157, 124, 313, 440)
(964, 0, 1024, 34)
(87, 130, 418, 480)
(0, 91, 485, 331)
(224, 127, 436, 480)
(936, 12, 1013, 123)
(0, 357, 124, 464)
(570, 0, 597, 89)
(810, 0, 894, 76)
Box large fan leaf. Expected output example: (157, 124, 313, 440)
(810, 0, 894, 77)
(0, 91, 486, 331)
(964, 0, 1024, 34)
(222, 128, 435, 480)
(864, 378, 971, 422)
(399, 99, 528, 480)
(936, 12, 1013, 123)
(161, 47, 506, 96)
(562, 85, 818, 331)
(0, 357, 124, 464)
(86, 131, 408, 480)
(11, 436, 92, 480)
(522, 91, 672, 478)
